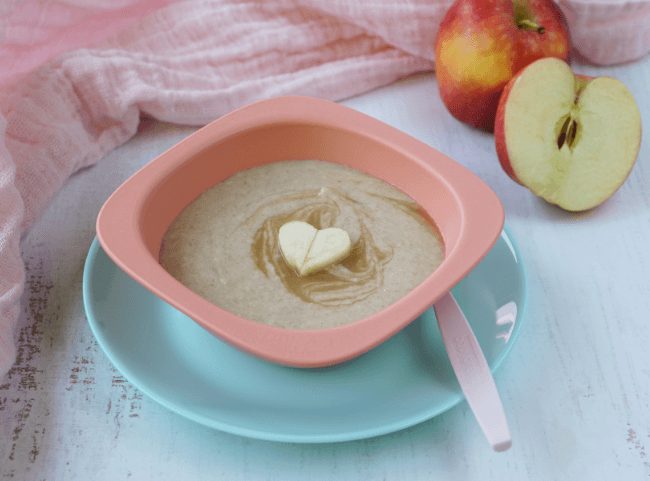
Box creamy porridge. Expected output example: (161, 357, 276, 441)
(159, 160, 444, 330)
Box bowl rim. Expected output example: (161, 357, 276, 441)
(96, 95, 504, 367)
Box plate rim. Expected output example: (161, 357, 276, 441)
(83, 223, 527, 443)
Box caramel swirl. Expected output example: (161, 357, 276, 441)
(251, 187, 393, 306)
(160, 160, 444, 330)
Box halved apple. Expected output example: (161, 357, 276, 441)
(495, 57, 642, 211)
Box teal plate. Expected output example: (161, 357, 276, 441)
(83, 224, 527, 443)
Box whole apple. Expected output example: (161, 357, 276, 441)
(435, 0, 570, 131)
(495, 57, 642, 211)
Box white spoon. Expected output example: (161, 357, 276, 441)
(433, 291, 512, 452)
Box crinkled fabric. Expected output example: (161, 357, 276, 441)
(0, 0, 648, 379)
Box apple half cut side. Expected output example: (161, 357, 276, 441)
(495, 57, 642, 212)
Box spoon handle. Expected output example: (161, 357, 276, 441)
(433, 291, 512, 452)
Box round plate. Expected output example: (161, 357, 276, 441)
(83, 224, 527, 443)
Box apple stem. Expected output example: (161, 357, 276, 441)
(517, 19, 546, 34)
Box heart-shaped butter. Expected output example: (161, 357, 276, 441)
(278, 220, 352, 276)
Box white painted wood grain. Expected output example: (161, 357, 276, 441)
(1, 52, 649, 480)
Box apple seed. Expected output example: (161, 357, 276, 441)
(567, 119, 578, 148)
(557, 116, 571, 149)
(557, 116, 579, 150)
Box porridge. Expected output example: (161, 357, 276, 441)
(159, 160, 444, 329)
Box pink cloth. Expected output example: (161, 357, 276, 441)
(558, 0, 650, 65)
(0, 0, 649, 379)
(0, 0, 181, 88)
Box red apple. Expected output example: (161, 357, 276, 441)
(495, 57, 642, 211)
(434, 0, 570, 131)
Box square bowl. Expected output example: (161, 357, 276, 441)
(96, 96, 504, 368)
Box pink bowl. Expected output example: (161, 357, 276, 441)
(96, 96, 504, 368)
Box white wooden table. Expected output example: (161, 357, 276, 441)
(2, 52, 649, 480)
